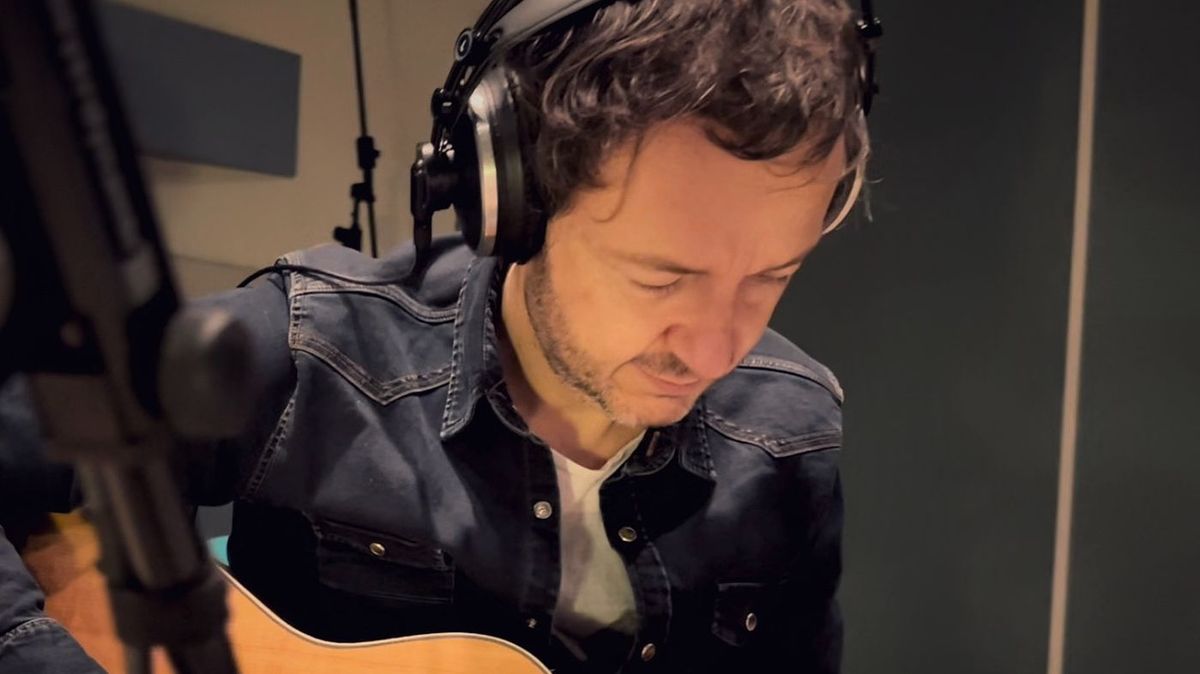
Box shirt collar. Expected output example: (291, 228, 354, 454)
(622, 405, 716, 484)
(439, 255, 503, 440)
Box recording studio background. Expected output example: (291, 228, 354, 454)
(100, 0, 482, 297)
(94, 1, 1199, 673)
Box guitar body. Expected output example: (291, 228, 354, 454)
(20, 513, 550, 674)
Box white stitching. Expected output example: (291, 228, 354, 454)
(0, 618, 61, 650)
(704, 409, 841, 457)
(292, 282, 456, 324)
(737, 355, 844, 402)
(291, 334, 452, 404)
(440, 258, 477, 435)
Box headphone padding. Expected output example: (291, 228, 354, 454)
(469, 67, 539, 262)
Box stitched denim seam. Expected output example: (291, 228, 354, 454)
(243, 390, 295, 499)
(315, 527, 451, 571)
(440, 258, 476, 435)
(292, 333, 452, 404)
(241, 268, 304, 499)
(681, 410, 715, 477)
(292, 283, 456, 324)
(703, 410, 842, 457)
(687, 408, 717, 479)
(736, 356, 844, 403)
(0, 617, 60, 650)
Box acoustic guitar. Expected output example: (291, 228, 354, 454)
(19, 513, 551, 673)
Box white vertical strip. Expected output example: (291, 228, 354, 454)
(1047, 0, 1101, 673)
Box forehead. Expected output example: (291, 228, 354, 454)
(565, 119, 846, 258)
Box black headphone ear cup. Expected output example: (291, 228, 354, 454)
(502, 68, 547, 263)
(451, 65, 547, 260)
(454, 66, 544, 262)
(449, 119, 483, 251)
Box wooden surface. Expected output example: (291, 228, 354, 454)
(21, 513, 550, 674)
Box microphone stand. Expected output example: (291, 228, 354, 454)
(0, 1, 252, 671)
(332, 0, 381, 256)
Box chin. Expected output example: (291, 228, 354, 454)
(605, 391, 696, 428)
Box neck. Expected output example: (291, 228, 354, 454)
(498, 262, 642, 469)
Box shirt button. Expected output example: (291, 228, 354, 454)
(617, 526, 638, 543)
(368, 542, 386, 557)
(745, 612, 758, 632)
(533, 501, 553, 520)
(640, 643, 657, 661)
(526, 617, 538, 629)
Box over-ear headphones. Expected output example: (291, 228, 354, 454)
(409, 0, 882, 269)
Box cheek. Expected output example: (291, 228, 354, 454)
(552, 260, 667, 359)
(740, 285, 783, 320)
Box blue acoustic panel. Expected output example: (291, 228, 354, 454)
(94, 1, 300, 176)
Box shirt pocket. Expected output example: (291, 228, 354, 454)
(312, 517, 455, 605)
(711, 581, 772, 648)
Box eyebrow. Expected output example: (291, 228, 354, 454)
(610, 250, 809, 276)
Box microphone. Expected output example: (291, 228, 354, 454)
(0, 231, 10, 335)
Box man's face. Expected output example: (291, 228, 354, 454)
(522, 120, 846, 428)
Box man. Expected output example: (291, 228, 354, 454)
(0, 0, 870, 671)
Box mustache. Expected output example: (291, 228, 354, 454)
(633, 353, 696, 380)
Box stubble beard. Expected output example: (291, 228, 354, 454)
(522, 254, 691, 429)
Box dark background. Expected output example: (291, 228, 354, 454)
(1064, 0, 1200, 671)
(772, 1, 1200, 672)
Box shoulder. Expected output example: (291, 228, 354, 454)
(277, 235, 476, 317)
(701, 328, 844, 460)
(269, 235, 479, 404)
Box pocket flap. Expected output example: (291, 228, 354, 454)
(312, 518, 454, 603)
(712, 581, 770, 647)
(314, 518, 451, 571)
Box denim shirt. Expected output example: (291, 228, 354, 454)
(0, 378, 103, 673)
(0, 236, 845, 674)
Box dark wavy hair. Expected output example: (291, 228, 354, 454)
(503, 0, 871, 222)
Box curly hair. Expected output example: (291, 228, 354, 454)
(502, 0, 871, 222)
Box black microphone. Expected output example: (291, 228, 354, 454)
(0, 231, 11, 339)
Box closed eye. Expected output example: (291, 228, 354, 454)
(755, 274, 793, 286)
(633, 278, 682, 295)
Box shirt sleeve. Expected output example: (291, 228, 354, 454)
(177, 274, 296, 506)
(0, 525, 103, 673)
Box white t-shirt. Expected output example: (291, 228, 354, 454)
(550, 431, 645, 653)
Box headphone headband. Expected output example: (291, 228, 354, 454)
(489, 0, 613, 52)
(432, 0, 612, 151)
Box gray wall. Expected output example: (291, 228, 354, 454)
(1065, 0, 1200, 671)
(770, 0, 1200, 672)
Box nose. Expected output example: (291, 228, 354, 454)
(664, 305, 741, 382)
